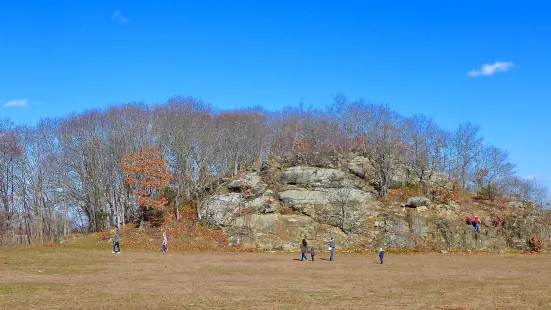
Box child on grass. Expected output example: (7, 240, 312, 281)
(112, 230, 121, 254)
(162, 231, 168, 252)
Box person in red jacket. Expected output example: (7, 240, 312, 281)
(473, 216, 481, 233)
(466, 216, 473, 225)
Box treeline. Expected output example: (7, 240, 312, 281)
(0, 95, 548, 244)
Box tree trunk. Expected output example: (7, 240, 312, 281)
(341, 205, 346, 234)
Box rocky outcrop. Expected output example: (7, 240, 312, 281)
(245, 192, 279, 213)
(282, 166, 362, 188)
(203, 193, 243, 226)
(347, 156, 375, 180)
(201, 157, 551, 252)
(227, 172, 267, 195)
(278, 187, 377, 233)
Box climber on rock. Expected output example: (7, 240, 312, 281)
(473, 216, 481, 233)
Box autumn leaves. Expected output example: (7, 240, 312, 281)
(122, 147, 172, 214)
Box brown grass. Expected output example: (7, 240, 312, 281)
(1, 247, 551, 309)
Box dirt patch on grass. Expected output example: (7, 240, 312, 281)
(1, 247, 551, 309)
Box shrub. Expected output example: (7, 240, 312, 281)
(528, 236, 545, 252)
(491, 216, 506, 227)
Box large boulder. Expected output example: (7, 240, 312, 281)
(202, 193, 243, 226)
(279, 188, 372, 206)
(429, 173, 454, 190)
(227, 172, 267, 195)
(390, 165, 416, 188)
(279, 189, 330, 206)
(347, 156, 415, 188)
(245, 195, 279, 213)
(405, 197, 431, 208)
(281, 166, 362, 188)
(347, 156, 376, 181)
(279, 188, 375, 233)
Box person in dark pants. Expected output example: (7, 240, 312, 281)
(162, 231, 168, 252)
(112, 230, 121, 254)
(310, 246, 315, 261)
(329, 238, 335, 261)
(379, 248, 385, 264)
(473, 216, 481, 233)
(300, 239, 309, 261)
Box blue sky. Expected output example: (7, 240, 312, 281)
(1, 1, 550, 189)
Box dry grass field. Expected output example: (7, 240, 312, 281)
(1, 246, 551, 309)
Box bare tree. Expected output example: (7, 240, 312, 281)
(403, 115, 448, 195)
(449, 122, 484, 190)
(473, 145, 516, 200)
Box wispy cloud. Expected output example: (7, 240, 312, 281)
(3, 99, 28, 108)
(468, 61, 514, 77)
(523, 175, 537, 180)
(111, 10, 130, 24)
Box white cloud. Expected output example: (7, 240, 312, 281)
(468, 61, 514, 77)
(522, 175, 536, 180)
(3, 99, 28, 108)
(111, 10, 130, 24)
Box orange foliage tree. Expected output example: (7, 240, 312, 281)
(122, 147, 172, 224)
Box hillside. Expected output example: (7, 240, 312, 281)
(59, 154, 550, 253)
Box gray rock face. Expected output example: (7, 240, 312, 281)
(279, 188, 372, 205)
(508, 201, 525, 208)
(383, 216, 415, 247)
(227, 172, 267, 194)
(406, 197, 431, 208)
(279, 188, 375, 234)
(279, 189, 330, 206)
(407, 213, 429, 240)
(390, 166, 415, 188)
(281, 166, 361, 188)
(245, 195, 280, 213)
(429, 173, 454, 189)
(347, 156, 375, 181)
(202, 193, 243, 226)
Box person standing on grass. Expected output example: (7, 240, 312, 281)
(113, 230, 121, 254)
(300, 239, 309, 261)
(310, 246, 315, 261)
(162, 231, 168, 252)
(379, 248, 385, 264)
(329, 238, 335, 261)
